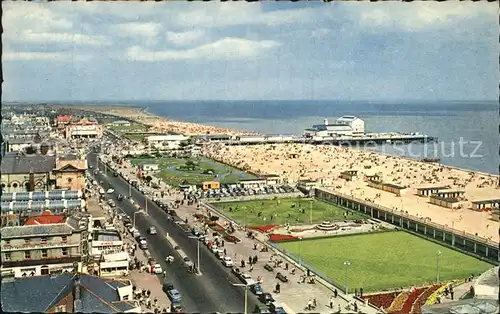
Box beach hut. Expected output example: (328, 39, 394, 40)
(429, 195, 461, 209)
(471, 199, 500, 211)
(261, 174, 280, 185)
(339, 170, 358, 181)
(416, 186, 451, 197)
(367, 180, 406, 196)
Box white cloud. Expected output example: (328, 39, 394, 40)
(166, 30, 205, 46)
(350, 2, 498, 32)
(3, 52, 70, 62)
(174, 4, 319, 28)
(2, 2, 73, 32)
(116, 22, 162, 40)
(126, 37, 279, 61)
(17, 30, 111, 46)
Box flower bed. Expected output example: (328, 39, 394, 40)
(193, 213, 205, 219)
(362, 291, 398, 309)
(392, 287, 428, 314)
(248, 224, 280, 233)
(424, 283, 450, 305)
(213, 225, 226, 232)
(290, 227, 315, 232)
(224, 234, 241, 244)
(269, 234, 299, 242)
(411, 285, 440, 314)
(387, 291, 409, 313)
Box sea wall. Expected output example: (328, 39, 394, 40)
(315, 188, 499, 264)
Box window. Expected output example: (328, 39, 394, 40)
(55, 305, 67, 313)
(4, 253, 11, 261)
(61, 236, 67, 242)
(12, 183, 18, 188)
(24, 251, 31, 259)
(4, 240, 10, 246)
(67, 178, 73, 183)
(61, 248, 68, 256)
(42, 249, 48, 258)
(41, 237, 47, 243)
(24, 239, 31, 245)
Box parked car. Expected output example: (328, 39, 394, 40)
(222, 256, 233, 267)
(162, 281, 174, 293)
(268, 303, 287, 314)
(107, 188, 115, 194)
(117, 194, 124, 201)
(253, 304, 272, 314)
(170, 302, 183, 313)
(148, 226, 157, 235)
(258, 293, 275, 305)
(240, 273, 255, 285)
(152, 264, 163, 274)
(167, 289, 182, 303)
(232, 267, 242, 277)
(251, 283, 264, 295)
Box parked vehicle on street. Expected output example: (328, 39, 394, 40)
(222, 256, 233, 267)
(148, 226, 157, 235)
(251, 283, 264, 295)
(167, 289, 182, 303)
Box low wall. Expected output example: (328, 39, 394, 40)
(315, 188, 499, 264)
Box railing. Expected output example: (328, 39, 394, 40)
(317, 188, 499, 248)
(1, 242, 80, 251)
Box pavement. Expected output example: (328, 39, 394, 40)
(89, 152, 261, 313)
(98, 153, 381, 314)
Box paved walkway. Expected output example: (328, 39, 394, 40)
(101, 154, 381, 314)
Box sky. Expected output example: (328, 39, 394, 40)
(2, 1, 498, 102)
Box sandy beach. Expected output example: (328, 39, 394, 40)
(202, 143, 499, 243)
(87, 106, 255, 136)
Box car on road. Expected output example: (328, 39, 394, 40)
(222, 256, 233, 267)
(258, 292, 275, 305)
(170, 302, 183, 313)
(167, 289, 182, 303)
(107, 199, 116, 207)
(251, 283, 264, 295)
(268, 303, 287, 314)
(210, 246, 219, 254)
(148, 226, 157, 235)
(183, 257, 194, 269)
(107, 188, 115, 194)
(162, 281, 174, 293)
(117, 194, 124, 201)
(232, 267, 241, 277)
(152, 264, 163, 274)
(253, 304, 272, 314)
(240, 273, 255, 285)
(113, 172, 119, 177)
(216, 249, 225, 259)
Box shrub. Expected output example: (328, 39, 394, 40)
(269, 234, 299, 242)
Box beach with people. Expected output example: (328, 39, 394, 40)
(202, 142, 499, 243)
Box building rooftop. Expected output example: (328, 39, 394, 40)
(1, 216, 84, 239)
(0, 152, 56, 174)
(416, 186, 451, 191)
(92, 230, 121, 242)
(471, 199, 500, 205)
(24, 214, 67, 226)
(1, 273, 135, 313)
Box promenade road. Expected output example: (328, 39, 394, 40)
(89, 152, 260, 313)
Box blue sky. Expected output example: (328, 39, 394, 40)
(2, 1, 498, 102)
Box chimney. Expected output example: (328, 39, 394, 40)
(29, 170, 35, 192)
(324, 118, 329, 126)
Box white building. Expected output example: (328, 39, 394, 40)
(146, 135, 189, 150)
(89, 230, 123, 257)
(140, 163, 159, 171)
(99, 251, 130, 277)
(304, 116, 365, 138)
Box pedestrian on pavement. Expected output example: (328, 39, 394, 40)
(275, 283, 280, 293)
(329, 296, 334, 308)
(223, 248, 227, 255)
(248, 256, 252, 265)
(250, 264, 254, 272)
(334, 288, 338, 298)
(307, 299, 312, 310)
(313, 298, 317, 307)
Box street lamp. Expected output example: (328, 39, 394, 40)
(232, 282, 251, 314)
(188, 235, 206, 274)
(309, 199, 313, 224)
(436, 251, 442, 283)
(344, 261, 351, 294)
(133, 211, 141, 229)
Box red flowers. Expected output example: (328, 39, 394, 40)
(392, 287, 429, 314)
(249, 224, 280, 233)
(269, 234, 299, 242)
(362, 292, 397, 309)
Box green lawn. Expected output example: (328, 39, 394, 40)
(125, 133, 147, 142)
(129, 156, 257, 186)
(108, 123, 149, 142)
(279, 232, 494, 292)
(213, 197, 367, 226)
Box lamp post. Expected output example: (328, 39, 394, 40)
(128, 182, 132, 198)
(96, 154, 99, 171)
(133, 211, 141, 229)
(188, 235, 206, 274)
(344, 261, 351, 294)
(309, 199, 313, 224)
(232, 282, 251, 314)
(436, 251, 442, 283)
(298, 236, 303, 267)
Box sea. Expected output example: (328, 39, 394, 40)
(77, 100, 500, 175)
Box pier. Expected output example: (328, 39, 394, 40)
(211, 133, 438, 146)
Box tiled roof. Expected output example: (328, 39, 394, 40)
(0, 219, 83, 239)
(1, 273, 134, 313)
(0, 153, 56, 174)
(24, 214, 67, 226)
